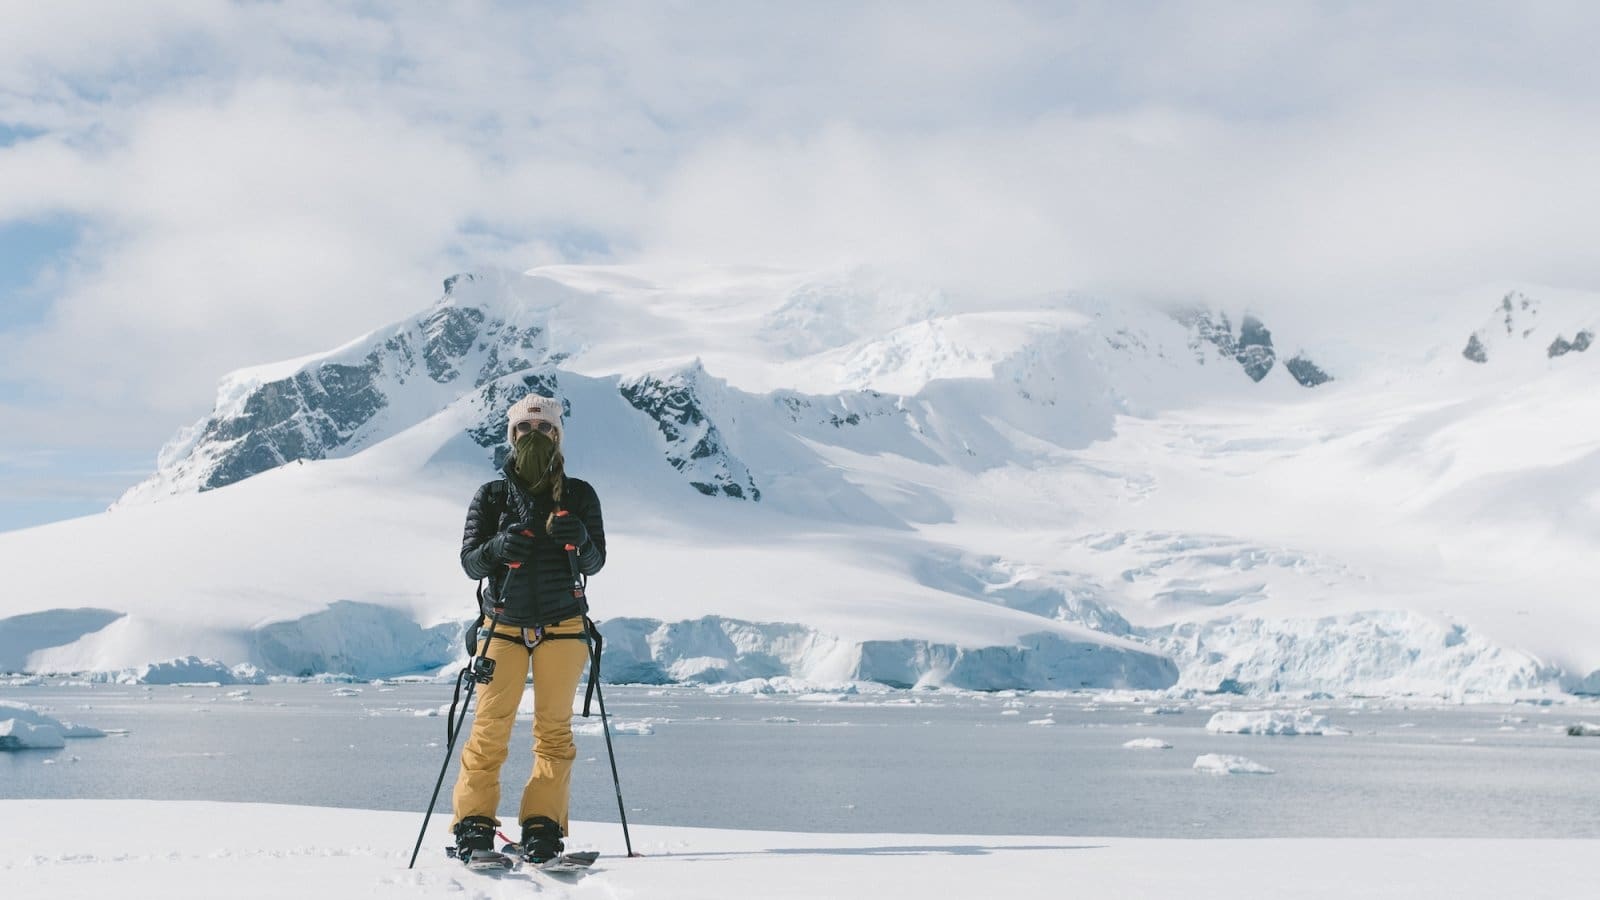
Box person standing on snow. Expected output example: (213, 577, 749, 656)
(449, 395, 606, 865)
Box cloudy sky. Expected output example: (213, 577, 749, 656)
(3, 0, 1600, 530)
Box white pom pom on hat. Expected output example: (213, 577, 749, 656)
(506, 395, 564, 445)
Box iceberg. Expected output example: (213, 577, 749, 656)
(1193, 753, 1275, 775)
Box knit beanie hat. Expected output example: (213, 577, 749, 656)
(506, 395, 563, 445)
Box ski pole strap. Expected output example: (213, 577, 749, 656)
(446, 667, 466, 744)
(581, 615, 603, 718)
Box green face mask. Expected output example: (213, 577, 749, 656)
(512, 430, 559, 489)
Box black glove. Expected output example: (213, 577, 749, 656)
(547, 513, 589, 548)
(484, 524, 538, 564)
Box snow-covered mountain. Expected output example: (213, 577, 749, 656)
(2, 266, 1597, 696)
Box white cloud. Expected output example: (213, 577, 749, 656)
(643, 90, 1600, 323)
(3, 0, 1600, 477)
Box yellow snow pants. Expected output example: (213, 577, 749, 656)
(450, 615, 591, 834)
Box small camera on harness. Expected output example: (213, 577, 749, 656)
(469, 655, 496, 685)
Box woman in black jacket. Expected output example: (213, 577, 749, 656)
(449, 395, 606, 865)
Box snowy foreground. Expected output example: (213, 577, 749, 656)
(1, 801, 1595, 899)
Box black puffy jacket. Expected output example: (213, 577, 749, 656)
(460, 462, 606, 627)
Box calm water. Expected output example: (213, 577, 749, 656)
(3, 681, 1599, 838)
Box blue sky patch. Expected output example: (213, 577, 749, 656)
(0, 217, 80, 329)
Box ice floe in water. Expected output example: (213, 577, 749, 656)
(574, 720, 656, 736)
(1193, 753, 1275, 775)
(1206, 708, 1349, 735)
(0, 701, 106, 750)
(1123, 738, 1173, 750)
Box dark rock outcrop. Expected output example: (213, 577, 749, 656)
(619, 368, 761, 501)
(1463, 333, 1489, 363)
(198, 352, 388, 491)
(1548, 330, 1594, 358)
(1285, 355, 1332, 386)
(1235, 315, 1276, 382)
(1175, 309, 1328, 386)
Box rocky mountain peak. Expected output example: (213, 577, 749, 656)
(1461, 291, 1595, 363)
(1174, 309, 1331, 387)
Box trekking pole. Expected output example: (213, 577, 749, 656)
(556, 511, 637, 858)
(407, 604, 500, 869)
(590, 644, 638, 857)
(408, 528, 534, 870)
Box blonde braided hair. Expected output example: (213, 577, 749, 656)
(543, 452, 566, 533)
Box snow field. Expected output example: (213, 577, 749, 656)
(1, 799, 1595, 899)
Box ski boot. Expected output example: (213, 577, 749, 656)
(517, 816, 565, 865)
(451, 816, 514, 871)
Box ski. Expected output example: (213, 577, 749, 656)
(537, 850, 599, 874)
(444, 845, 517, 873)
(498, 844, 600, 875)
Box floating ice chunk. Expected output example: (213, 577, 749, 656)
(0, 719, 66, 750)
(1205, 708, 1338, 735)
(574, 720, 655, 736)
(1144, 706, 1183, 715)
(1193, 753, 1274, 775)
(703, 677, 859, 695)
(126, 656, 246, 686)
(329, 688, 362, 697)
(1026, 717, 1055, 726)
(762, 716, 799, 724)
(1567, 723, 1600, 737)
(1123, 738, 1173, 750)
(0, 701, 104, 745)
(57, 722, 106, 738)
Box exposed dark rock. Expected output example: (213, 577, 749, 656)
(1548, 330, 1594, 358)
(420, 306, 485, 383)
(198, 351, 388, 491)
(1174, 309, 1315, 384)
(1175, 309, 1237, 361)
(1285, 355, 1332, 387)
(620, 371, 761, 501)
(1500, 291, 1535, 336)
(1235, 315, 1276, 382)
(1463, 333, 1489, 363)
